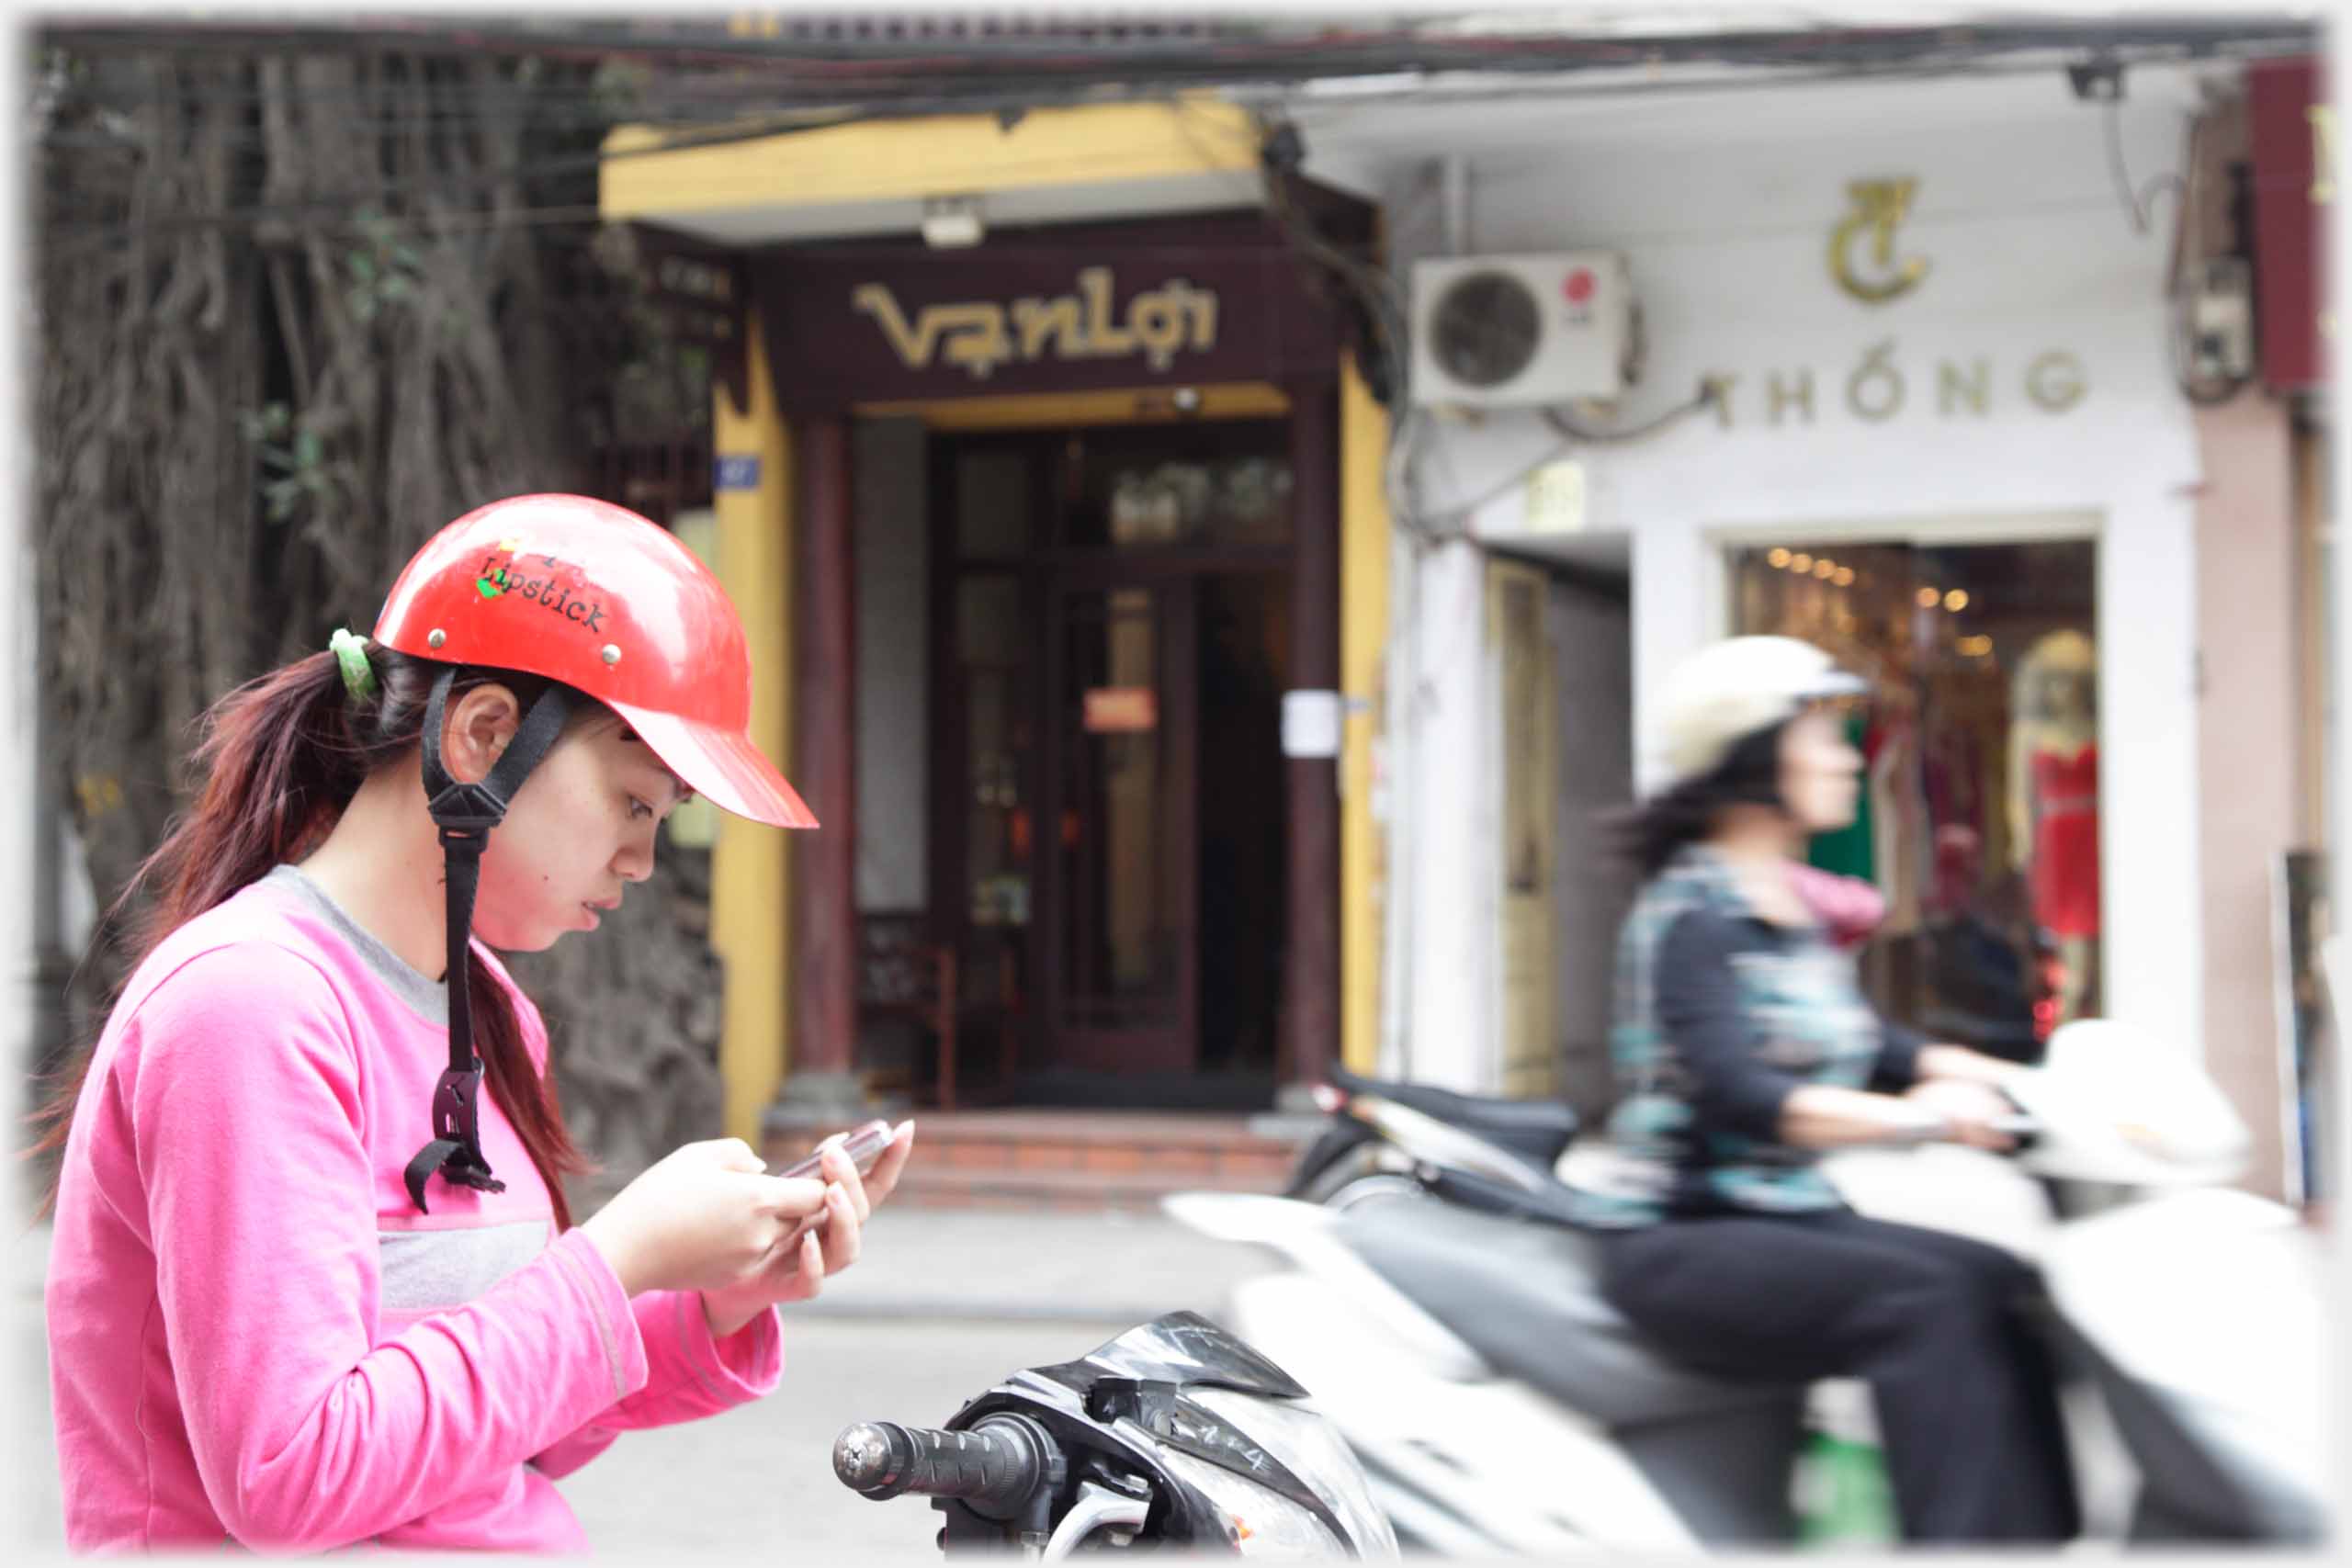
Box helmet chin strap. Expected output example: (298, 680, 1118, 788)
(402, 669, 574, 1213)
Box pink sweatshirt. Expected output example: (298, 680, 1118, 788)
(45, 865, 785, 1553)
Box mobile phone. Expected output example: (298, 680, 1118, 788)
(775, 1121, 897, 1252)
(779, 1120, 896, 1182)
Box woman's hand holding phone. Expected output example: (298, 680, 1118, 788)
(576, 1138, 830, 1297)
(697, 1119, 917, 1337)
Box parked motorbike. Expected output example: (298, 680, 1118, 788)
(1164, 1020, 2330, 1553)
(832, 1312, 1401, 1559)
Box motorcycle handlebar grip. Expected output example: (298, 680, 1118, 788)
(833, 1416, 1051, 1517)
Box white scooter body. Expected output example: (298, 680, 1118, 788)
(1167, 1021, 2332, 1551)
(1825, 1021, 2329, 1539)
(1166, 1192, 1706, 1556)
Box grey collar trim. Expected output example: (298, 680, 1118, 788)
(262, 863, 448, 1025)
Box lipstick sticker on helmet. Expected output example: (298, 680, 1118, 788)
(472, 541, 608, 633)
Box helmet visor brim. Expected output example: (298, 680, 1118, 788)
(1800, 670, 1871, 704)
(609, 701, 820, 829)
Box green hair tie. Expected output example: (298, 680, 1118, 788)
(329, 627, 378, 702)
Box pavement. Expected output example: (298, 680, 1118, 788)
(755, 1201, 1285, 1325)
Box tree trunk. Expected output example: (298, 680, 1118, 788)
(31, 39, 720, 1197)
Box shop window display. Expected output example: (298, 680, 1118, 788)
(1732, 538, 2100, 1058)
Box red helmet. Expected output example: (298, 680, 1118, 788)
(374, 492, 815, 829)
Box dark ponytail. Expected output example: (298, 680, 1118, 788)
(28, 643, 594, 1226)
(1609, 721, 1792, 881)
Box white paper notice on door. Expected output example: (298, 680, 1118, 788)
(1282, 689, 1343, 759)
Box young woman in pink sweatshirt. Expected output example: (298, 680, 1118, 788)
(36, 494, 917, 1552)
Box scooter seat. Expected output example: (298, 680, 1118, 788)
(1330, 1066, 1580, 1168)
(1336, 1197, 1800, 1429)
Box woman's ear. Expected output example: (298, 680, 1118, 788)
(440, 683, 522, 786)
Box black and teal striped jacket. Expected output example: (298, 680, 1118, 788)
(1571, 845, 1926, 1228)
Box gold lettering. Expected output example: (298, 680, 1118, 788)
(2311, 105, 2337, 204)
(939, 304, 1014, 380)
(1130, 286, 1188, 371)
(1184, 285, 1218, 350)
(1830, 178, 1931, 305)
(1012, 295, 1084, 359)
(1705, 349, 2089, 433)
(2026, 351, 2087, 413)
(852, 283, 942, 369)
(1707, 372, 1739, 429)
(1767, 369, 1815, 425)
(858, 269, 1221, 374)
(1938, 358, 1990, 417)
(1845, 341, 1905, 422)
(1079, 267, 1136, 355)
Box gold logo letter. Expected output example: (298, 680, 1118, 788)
(1831, 179, 1931, 305)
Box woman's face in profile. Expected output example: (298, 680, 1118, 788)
(1779, 706, 1863, 834)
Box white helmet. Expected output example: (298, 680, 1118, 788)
(1653, 636, 1866, 788)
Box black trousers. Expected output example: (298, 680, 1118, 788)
(1598, 1208, 2082, 1544)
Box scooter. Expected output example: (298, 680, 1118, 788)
(831, 1311, 1402, 1559)
(1164, 1021, 2331, 1553)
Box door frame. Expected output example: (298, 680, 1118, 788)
(1036, 570, 1202, 1074)
(927, 423, 1295, 1100)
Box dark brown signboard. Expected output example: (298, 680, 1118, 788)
(630, 223, 752, 410)
(2249, 56, 2331, 392)
(752, 212, 1350, 412)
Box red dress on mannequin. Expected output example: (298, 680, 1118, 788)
(2029, 743, 2100, 937)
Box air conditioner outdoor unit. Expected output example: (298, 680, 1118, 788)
(1409, 252, 1635, 411)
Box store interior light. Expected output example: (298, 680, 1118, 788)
(1833, 567, 1856, 587)
(1814, 558, 1838, 579)
(1916, 586, 1942, 609)
(1944, 589, 1971, 612)
(1768, 547, 1792, 569)
(1791, 553, 1815, 573)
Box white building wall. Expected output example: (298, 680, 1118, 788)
(1401, 537, 1501, 1091)
(1354, 69, 2213, 1089)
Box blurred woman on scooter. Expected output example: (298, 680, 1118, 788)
(1582, 635, 2079, 1544)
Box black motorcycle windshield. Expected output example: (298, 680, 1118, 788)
(1034, 1311, 1311, 1401)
